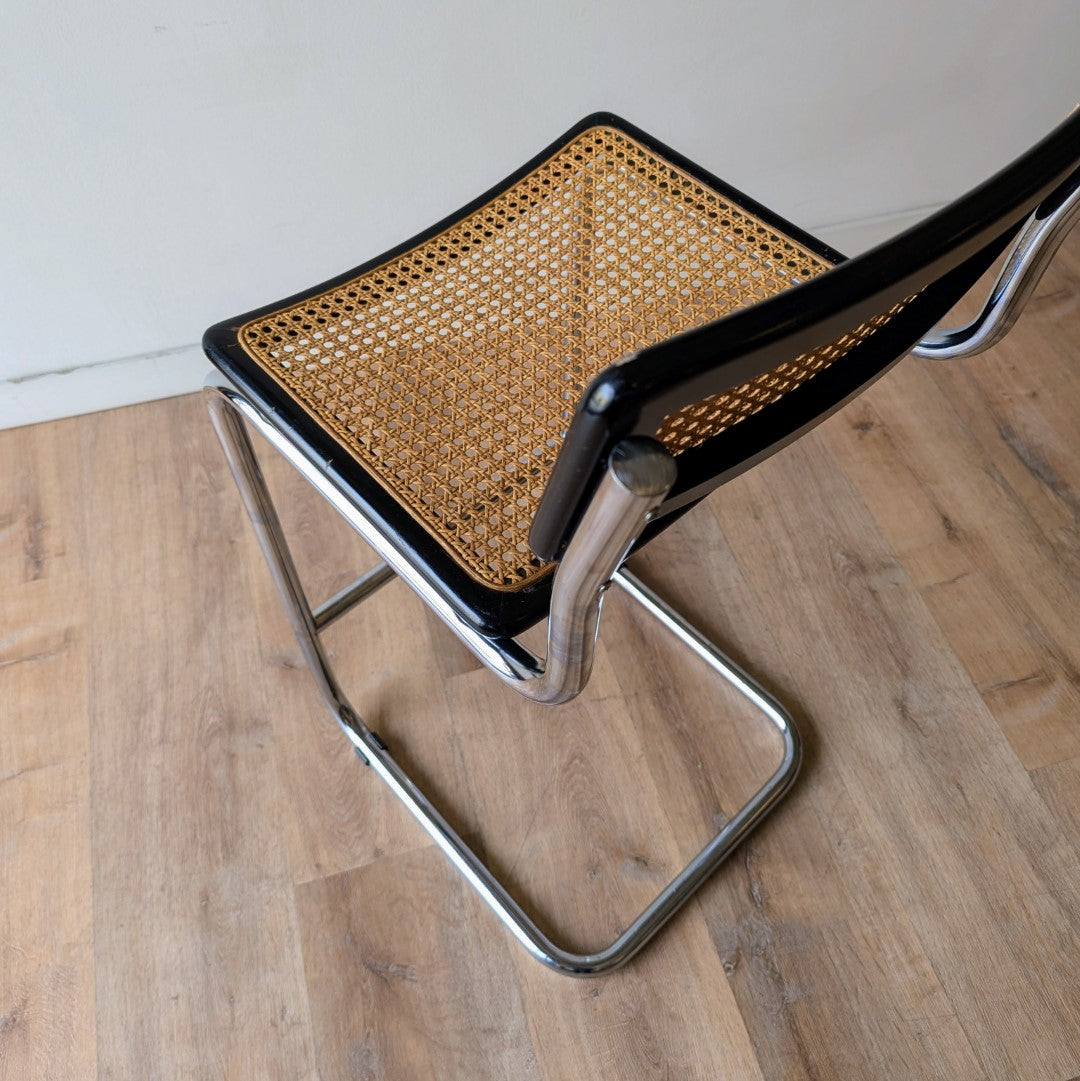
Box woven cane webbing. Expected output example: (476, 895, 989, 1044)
(655, 299, 912, 452)
(238, 126, 902, 589)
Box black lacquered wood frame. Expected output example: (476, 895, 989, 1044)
(205, 109, 1080, 635)
(530, 110, 1080, 557)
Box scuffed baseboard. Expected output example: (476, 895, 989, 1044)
(0, 345, 210, 431)
(0, 203, 945, 432)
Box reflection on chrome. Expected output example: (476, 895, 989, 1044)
(205, 376, 803, 975)
(915, 175, 1080, 360)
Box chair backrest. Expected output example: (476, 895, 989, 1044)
(530, 109, 1080, 560)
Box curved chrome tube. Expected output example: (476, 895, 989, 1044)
(206, 377, 540, 683)
(356, 567, 802, 976)
(518, 438, 676, 703)
(205, 375, 674, 705)
(204, 376, 803, 975)
(914, 174, 1080, 360)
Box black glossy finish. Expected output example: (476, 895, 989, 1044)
(530, 109, 1080, 559)
(203, 109, 1080, 635)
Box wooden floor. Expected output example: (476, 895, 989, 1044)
(3, 234, 1080, 1081)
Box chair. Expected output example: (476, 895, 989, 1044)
(202, 110, 1080, 976)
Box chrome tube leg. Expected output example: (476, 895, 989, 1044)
(313, 562, 396, 632)
(205, 388, 351, 721)
(520, 437, 677, 704)
(204, 384, 803, 976)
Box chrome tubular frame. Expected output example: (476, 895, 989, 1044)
(204, 373, 803, 976)
(914, 175, 1080, 360)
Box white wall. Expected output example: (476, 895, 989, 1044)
(2, 0, 1077, 428)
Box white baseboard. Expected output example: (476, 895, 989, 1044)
(0, 203, 946, 433)
(0, 345, 211, 431)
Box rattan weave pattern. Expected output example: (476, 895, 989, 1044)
(237, 127, 896, 588)
(656, 300, 912, 452)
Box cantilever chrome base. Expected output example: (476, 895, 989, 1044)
(205, 380, 803, 977)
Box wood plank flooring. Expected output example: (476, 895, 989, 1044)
(2, 233, 1078, 1079)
